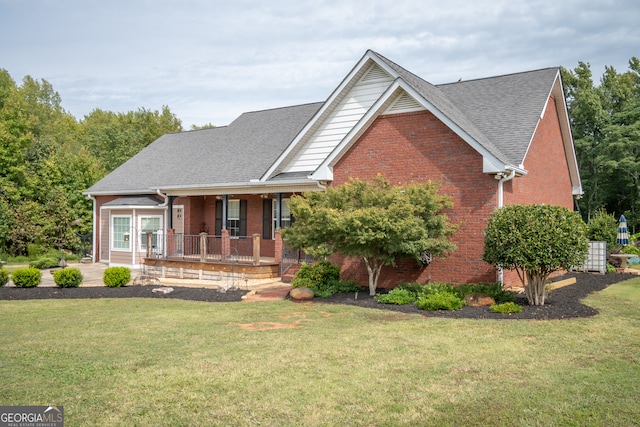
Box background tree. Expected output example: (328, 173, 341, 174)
(81, 106, 182, 172)
(0, 69, 183, 257)
(562, 57, 640, 232)
(483, 204, 589, 306)
(281, 177, 456, 295)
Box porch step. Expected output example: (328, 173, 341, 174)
(281, 263, 302, 283)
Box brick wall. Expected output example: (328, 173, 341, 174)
(332, 110, 499, 287)
(504, 96, 574, 209)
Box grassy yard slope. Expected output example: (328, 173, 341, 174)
(1, 278, 639, 426)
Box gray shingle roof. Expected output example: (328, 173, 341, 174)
(371, 51, 558, 166)
(437, 68, 559, 166)
(86, 102, 323, 194)
(87, 51, 561, 195)
(102, 196, 163, 206)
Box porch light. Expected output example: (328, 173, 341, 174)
(123, 231, 130, 242)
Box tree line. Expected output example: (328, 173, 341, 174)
(0, 70, 182, 257)
(561, 56, 640, 233)
(0, 57, 638, 257)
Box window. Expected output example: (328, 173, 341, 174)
(272, 198, 291, 238)
(112, 215, 131, 251)
(139, 216, 162, 251)
(227, 200, 240, 237)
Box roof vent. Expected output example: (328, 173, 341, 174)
(362, 64, 390, 82)
(386, 92, 424, 113)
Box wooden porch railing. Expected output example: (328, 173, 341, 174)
(146, 231, 260, 265)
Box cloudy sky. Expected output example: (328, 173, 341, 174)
(1, 0, 638, 128)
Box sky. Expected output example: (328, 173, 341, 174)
(1, 0, 638, 128)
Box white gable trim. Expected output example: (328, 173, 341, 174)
(312, 79, 509, 181)
(261, 51, 384, 182)
(520, 71, 582, 195)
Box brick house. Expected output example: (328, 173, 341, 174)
(84, 50, 581, 287)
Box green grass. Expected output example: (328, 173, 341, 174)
(1, 278, 640, 426)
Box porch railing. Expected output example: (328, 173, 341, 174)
(280, 240, 315, 277)
(155, 233, 257, 264)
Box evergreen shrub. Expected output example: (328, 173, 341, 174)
(103, 267, 131, 287)
(0, 269, 8, 287)
(12, 267, 42, 288)
(53, 268, 83, 288)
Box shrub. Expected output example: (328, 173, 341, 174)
(606, 263, 617, 273)
(397, 282, 426, 296)
(309, 260, 341, 285)
(622, 245, 640, 256)
(490, 302, 523, 314)
(103, 267, 131, 287)
(29, 257, 60, 269)
(53, 268, 83, 288)
(0, 269, 8, 287)
(455, 282, 517, 304)
(375, 288, 416, 305)
(587, 209, 618, 249)
(291, 263, 312, 287)
(416, 291, 464, 311)
(12, 267, 42, 288)
(291, 261, 359, 297)
(27, 244, 48, 259)
(483, 204, 588, 306)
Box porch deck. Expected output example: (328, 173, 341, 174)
(143, 257, 280, 282)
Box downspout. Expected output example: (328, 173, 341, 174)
(496, 168, 516, 284)
(156, 189, 169, 206)
(497, 168, 516, 208)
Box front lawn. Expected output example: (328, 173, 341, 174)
(1, 278, 639, 426)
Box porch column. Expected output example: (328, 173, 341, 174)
(222, 195, 228, 230)
(166, 228, 175, 258)
(221, 229, 231, 260)
(274, 229, 283, 264)
(167, 196, 175, 229)
(275, 193, 282, 230)
(146, 232, 153, 259)
(199, 232, 207, 262)
(252, 233, 260, 266)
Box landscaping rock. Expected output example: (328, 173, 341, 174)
(290, 287, 314, 301)
(152, 287, 174, 295)
(464, 293, 495, 307)
(133, 275, 160, 286)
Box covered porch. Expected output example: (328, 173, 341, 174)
(140, 228, 289, 282)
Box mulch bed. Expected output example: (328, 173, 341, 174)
(319, 272, 635, 320)
(0, 272, 635, 320)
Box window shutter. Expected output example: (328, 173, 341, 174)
(263, 198, 272, 239)
(215, 200, 222, 235)
(239, 200, 247, 236)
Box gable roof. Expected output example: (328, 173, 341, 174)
(86, 50, 581, 197)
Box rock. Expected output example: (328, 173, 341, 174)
(290, 287, 314, 301)
(133, 275, 160, 286)
(152, 287, 174, 295)
(241, 290, 257, 300)
(464, 293, 495, 307)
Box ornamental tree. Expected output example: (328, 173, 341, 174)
(483, 204, 588, 306)
(281, 176, 456, 295)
